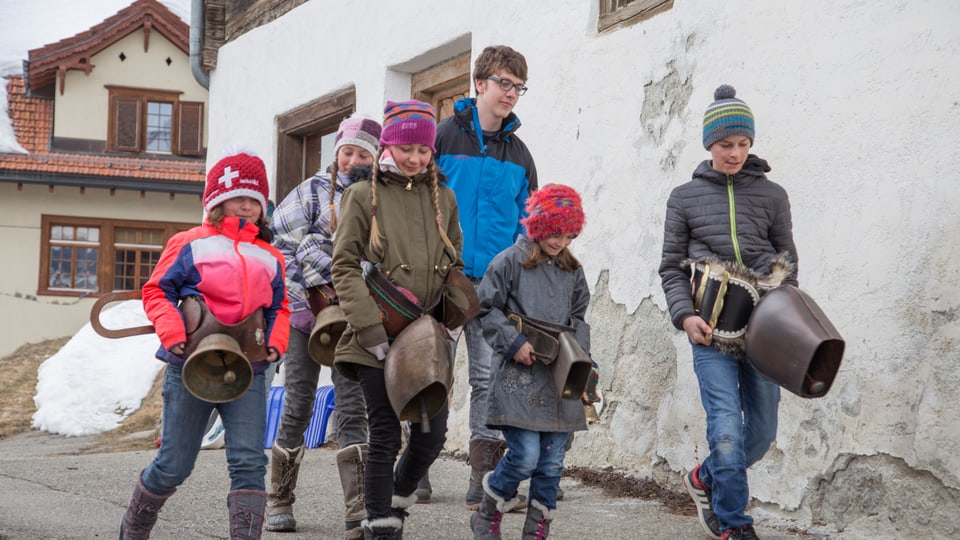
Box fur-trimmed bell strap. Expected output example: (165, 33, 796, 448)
(686, 253, 794, 356)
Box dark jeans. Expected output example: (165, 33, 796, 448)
(354, 364, 448, 520)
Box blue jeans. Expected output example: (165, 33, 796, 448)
(141, 365, 268, 494)
(691, 343, 780, 531)
(463, 314, 501, 442)
(487, 427, 567, 510)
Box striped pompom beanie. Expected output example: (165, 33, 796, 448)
(702, 84, 755, 150)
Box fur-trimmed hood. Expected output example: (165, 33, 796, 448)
(347, 164, 448, 186)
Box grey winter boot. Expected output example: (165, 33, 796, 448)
(118, 472, 174, 540)
(265, 443, 304, 532)
(228, 489, 267, 540)
(521, 500, 554, 540)
(336, 443, 368, 540)
(415, 471, 432, 503)
(469, 472, 520, 540)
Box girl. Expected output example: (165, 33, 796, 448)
(330, 99, 465, 540)
(267, 114, 381, 539)
(471, 183, 589, 540)
(120, 147, 289, 540)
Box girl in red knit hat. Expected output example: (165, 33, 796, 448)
(119, 146, 290, 540)
(470, 183, 591, 540)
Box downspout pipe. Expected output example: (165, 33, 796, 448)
(190, 0, 209, 89)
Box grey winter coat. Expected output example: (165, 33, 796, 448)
(477, 236, 588, 433)
(659, 154, 798, 330)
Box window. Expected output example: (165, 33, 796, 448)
(146, 101, 173, 152)
(412, 52, 471, 122)
(276, 87, 356, 202)
(39, 215, 192, 296)
(598, 0, 674, 33)
(106, 86, 204, 156)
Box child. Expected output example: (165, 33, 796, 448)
(330, 99, 465, 540)
(120, 147, 290, 540)
(471, 183, 589, 540)
(659, 85, 798, 540)
(267, 114, 381, 539)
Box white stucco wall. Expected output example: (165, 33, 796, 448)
(204, 1, 960, 537)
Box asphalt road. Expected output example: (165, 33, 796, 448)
(0, 431, 808, 539)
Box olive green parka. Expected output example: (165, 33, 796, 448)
(331, 165, 463, 377)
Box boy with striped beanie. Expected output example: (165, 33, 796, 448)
(702, 84, 755, 150)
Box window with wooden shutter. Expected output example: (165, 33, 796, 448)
(177, 101, 204, 155)
(106, 86, 204, 157)
(38, 215, 193, 297)
(113, 96, 142, 152)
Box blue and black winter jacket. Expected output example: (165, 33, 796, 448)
(436, 97, 538, 279)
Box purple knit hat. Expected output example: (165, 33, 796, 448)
(379, 100, 437, 152)
(334, 114, 382, 157)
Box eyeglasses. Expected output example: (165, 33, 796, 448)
(486, 76, 528, 96)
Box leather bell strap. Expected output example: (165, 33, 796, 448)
(691, 262, 760, 342)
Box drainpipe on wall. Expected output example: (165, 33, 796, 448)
(190, 0, 209, 89)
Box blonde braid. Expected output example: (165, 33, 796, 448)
(327, 160, 340, 233)
(369, 149, 384, 252)
(428, 160, 456, 253)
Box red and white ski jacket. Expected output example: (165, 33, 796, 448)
(142, 216, 290, 372)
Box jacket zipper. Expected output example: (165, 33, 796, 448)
(726, 176, 745, 267)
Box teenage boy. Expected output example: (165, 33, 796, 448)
(435, 44, 538, 509)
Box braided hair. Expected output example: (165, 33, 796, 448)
(368, 150, 453, 255)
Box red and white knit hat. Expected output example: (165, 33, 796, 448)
(521, 184, 585, 242)
(203, 146, 270, 212)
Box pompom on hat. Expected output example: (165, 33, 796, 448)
(379, 99, 437, 152)
(702, 84, 755, 150)
(334, 114, 382, 157)
(203, 145, 270, 212)
(522, 184, 585, 242)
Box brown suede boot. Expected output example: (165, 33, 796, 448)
(119, 471, 174, 540)
(336, 443, 368, 540)
(228, 489, 267, 540)
(465, 439, 505, 509)
(265, 443, 304, 532)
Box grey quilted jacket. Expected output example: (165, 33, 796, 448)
(658, 154, 798, 330)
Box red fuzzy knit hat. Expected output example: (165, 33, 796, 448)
(521, 184, 585, 242)
(203, 146, 270, 213)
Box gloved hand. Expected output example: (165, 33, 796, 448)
(365, 342, 390, 361)
(289, 310, 316, 334)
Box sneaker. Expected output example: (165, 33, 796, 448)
(684, 465, 721, 539)
(721, 525, 759, 540)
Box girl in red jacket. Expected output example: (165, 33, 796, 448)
(119, 146, 289, 540)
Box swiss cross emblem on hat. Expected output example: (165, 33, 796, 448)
(202, 148, 270, 212)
